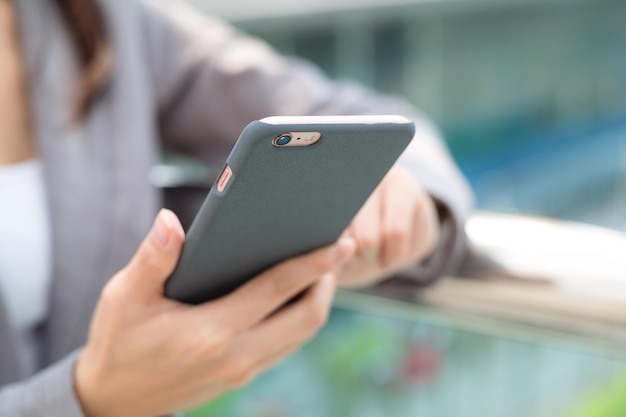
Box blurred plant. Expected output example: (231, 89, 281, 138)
(559, 371, 626, 417)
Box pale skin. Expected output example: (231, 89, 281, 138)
(0, 0, 36, 165)
(0, 2, 440, 416)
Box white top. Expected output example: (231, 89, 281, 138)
(0, 159, 51, 335)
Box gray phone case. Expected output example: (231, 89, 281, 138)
(164, 116, 415, 304)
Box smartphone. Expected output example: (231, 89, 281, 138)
(164, 115, 415, 304)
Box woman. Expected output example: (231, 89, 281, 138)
(0, 0, 472, 416)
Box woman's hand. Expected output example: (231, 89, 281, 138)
(338, 167, 440, 288)
(75, 209, 356, 417)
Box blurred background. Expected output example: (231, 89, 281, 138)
(174, 0, 626, 415)
(191, 0, 626, 230)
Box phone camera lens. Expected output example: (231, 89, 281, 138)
(275, 134, 292, 146)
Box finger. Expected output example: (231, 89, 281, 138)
(116, 209, 185, 298)
(380, 179, 416, 268)
(229, 340, 302, 390)
(254, 340, 302, 373)
(234, 272, 336, 363)
(410, 193, 440, 261)
(195, 274, 336, 391)
(206, 339, 303, 393)
(350, 188, 382, 264)
(197, 239, 353, 332)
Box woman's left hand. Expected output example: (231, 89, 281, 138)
(338, 167, 440, 288)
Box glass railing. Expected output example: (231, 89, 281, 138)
(186, 290, 626, 417)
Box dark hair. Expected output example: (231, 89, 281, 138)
(53, 0, 113, 122)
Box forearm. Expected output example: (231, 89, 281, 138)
(392, 120, 473, 284)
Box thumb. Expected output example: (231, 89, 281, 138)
(121, 209, 185, 298)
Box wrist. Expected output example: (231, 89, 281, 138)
(74, 351, 131, 417)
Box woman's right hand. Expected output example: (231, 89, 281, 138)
(75, 209, 356, 417)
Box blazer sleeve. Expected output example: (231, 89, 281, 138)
(139, 0, 474, 283)
(0, 350, 181, 417)
(0, 351, 85, 417)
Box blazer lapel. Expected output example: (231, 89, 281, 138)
(16, 0, 116, 364)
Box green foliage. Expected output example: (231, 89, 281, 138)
(183, 391, 242, 417)
(560, 372, 626, 417)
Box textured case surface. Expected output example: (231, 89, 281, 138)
(165, 117, 415, 304)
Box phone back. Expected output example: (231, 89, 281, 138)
(165, 116, 415, 304)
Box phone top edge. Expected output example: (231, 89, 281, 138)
(259, 115, 412, 125)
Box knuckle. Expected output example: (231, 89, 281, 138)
(267, 271, 300, 298)
(229, 368, 257, 389)
(99, 280, 126, 310)
(356, 234, 378, 253)
(155, 309, 178, 329)
(310, 254, 333, 276)
(300, 322, 322, 343)
(304, 298, 330, 330)
(270, 253, 332, 297)
(383, 227, 407, 247)
(304, 327, 321, 343)
(188, 325, 232, 362)
(224, 356, 255, 388)
(134, 247, 163, 272)
(204, 326, 233, 357)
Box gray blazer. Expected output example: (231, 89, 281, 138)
(0, 0, 472, 415)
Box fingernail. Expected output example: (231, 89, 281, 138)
(152, 209, 172, 248)
(334, 237, 356, 266)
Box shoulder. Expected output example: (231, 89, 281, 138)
(99, 0, 230, 38)
(98, 0, 239, 71)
